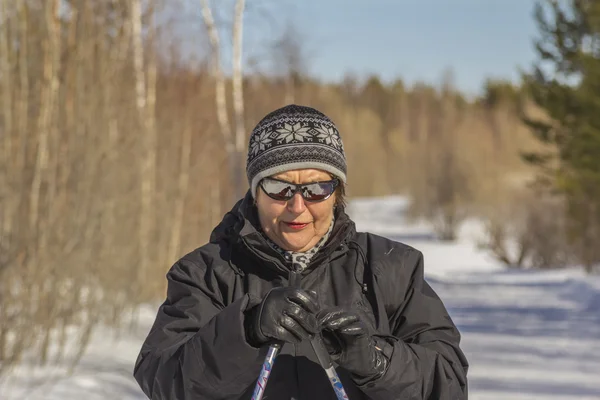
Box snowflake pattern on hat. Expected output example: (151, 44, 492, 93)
(246, 105, 347, 198)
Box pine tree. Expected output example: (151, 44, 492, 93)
(522, 0, 600, 272)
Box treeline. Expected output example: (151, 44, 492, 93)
(0, 0, 595, 376)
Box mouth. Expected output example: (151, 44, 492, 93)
(283, 221, 310, 230)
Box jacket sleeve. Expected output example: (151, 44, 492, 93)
(133, 254, 265, 399)
(358, 248, 469, 400)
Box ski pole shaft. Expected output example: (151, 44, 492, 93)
(251, 343, 281, 400)
(311, 335, 349, 400)
(323, 365, 349, 400)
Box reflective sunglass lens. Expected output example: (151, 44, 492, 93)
(261, 179, 337, 202)
(262, 181, 292, 200)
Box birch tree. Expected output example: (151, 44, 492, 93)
(0, 0, 13, 255)
(131, 0, 158, 296)
(200, 0, 247, 203)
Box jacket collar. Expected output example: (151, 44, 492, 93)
(210, 190, 356, 275)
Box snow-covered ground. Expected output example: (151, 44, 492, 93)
(2, 195, 600, 399)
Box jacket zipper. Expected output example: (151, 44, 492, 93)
(288, 262, 302, 288)
(288, 262, 302, 368)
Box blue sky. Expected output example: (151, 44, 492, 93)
(175, 0, 541, 96)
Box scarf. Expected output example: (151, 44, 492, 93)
(265, 217, 335, 272)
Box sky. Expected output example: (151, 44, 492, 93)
(174, 0, 541, 96)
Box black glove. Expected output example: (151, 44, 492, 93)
(318, 308, 388, 382)
(245, 287, 319, 347)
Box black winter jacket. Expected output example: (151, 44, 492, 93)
(133, 192, 469, 399)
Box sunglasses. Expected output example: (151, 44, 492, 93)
(260, 177, 340, 202)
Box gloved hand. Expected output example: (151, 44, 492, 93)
(318, 308, 388, 382)
(245, 287, 319, 347)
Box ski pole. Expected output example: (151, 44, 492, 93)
(311, 335, 349, 400)
(251, 342, 281, 400)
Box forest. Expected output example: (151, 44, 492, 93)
(1, 0, 599, 377)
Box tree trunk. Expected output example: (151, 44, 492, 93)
(30, 0, 61, 256)
(0, 0, 13, 248)
(168, 123, 193, 269)
(131, 0, 157, 295)
(16, 0, 28, 190)
(201, 0, 245, 205)
(232, 0, 247, 200)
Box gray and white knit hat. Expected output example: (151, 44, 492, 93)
(246, 104, 347, 198)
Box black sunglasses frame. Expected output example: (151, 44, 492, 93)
(259, 177, 340, 202)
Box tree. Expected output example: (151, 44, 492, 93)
(522, 0, 600, 272)
(200, 0, 247, 204)
(0, 0, 171, 375)
(271, 23, 307, 104)
(406, 72, 472, 241)
(131, 0, 159, 298)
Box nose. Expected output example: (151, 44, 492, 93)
(287, 192, 307, 214)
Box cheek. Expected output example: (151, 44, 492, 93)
(257, 203, 283, 231)
(310, 204, 334, 227)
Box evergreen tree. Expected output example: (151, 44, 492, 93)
(522, 0, 600, 272)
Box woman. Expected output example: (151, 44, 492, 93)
(133, 105, 469, 399)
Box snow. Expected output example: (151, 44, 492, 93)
(2, 195, 600, 399)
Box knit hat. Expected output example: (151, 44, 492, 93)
(246, 104, 347, 198)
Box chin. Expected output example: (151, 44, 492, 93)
(285, 241, 309, 252)
(280, 234, 310, 252)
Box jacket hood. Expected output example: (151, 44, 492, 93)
(209, 190, 356, 274)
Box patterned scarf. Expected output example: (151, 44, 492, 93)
(265, 218, 335, 272)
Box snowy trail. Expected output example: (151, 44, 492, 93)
(2, 195, 600, 399)
(351, 196, 600, 400)
(430, 271, 600, 400)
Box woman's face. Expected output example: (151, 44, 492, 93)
(255, 169, 336, 253)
